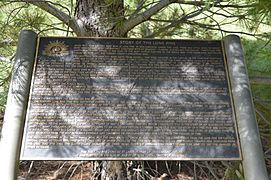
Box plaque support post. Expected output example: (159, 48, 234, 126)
(0, 30, 37, 180)
(223, 35, 268, 180)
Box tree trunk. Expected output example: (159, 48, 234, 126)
(74, 1, 126, 179)
(74, 0, 125, 37)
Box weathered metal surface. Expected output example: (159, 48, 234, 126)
(21, 37, 241, 160)
(224, 35, 268, 180)
(0, 30, 37, 180)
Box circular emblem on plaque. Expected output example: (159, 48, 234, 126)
(44, 40, 69, 56)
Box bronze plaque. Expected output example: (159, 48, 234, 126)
(21, 37, 241, 160)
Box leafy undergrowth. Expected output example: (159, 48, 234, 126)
(253, 85, 271, 177)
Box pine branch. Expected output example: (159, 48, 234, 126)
(0, 40, 16, 48)
(123, 0, 176, 34)
(145, 8, 204, 38)
(129, 0, 146, 18)
(186, 20, 271, 38)
(14, 0, 81, 35)
(123, 0, 254, 35)
(178, 0, 255, 8)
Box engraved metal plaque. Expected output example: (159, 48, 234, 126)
(21, 37, 241, 160)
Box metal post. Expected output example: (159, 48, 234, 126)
(223, 35, 268, 180)
(0, 30, 37, 180)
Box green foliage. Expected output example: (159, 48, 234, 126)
(250, 58, 271, 73)
(243, 39, 271, 76)
(243, 38, 271, 156)
(0, 61, 11, 112)
(0, 1, 71, 56)
(0, 1, 70, 113)
(252, 84, 271, 100)
(232, 0, 271, 33)
(0, 3, 44, 57)
(235, 163, 245, 180)
(244, 38, 271, 178)
(253, 84, 271, 173)
(248, 0, 271, 25)
(223, 163, 244, 180)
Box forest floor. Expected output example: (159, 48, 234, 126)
(18, 160, 231, 179)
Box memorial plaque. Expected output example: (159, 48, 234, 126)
(21, 37, 241, 160)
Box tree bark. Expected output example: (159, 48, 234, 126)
(74, 0, 125, 37)
(74, 1, 126, 179)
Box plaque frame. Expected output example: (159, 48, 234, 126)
(20, 36, 242, 161)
